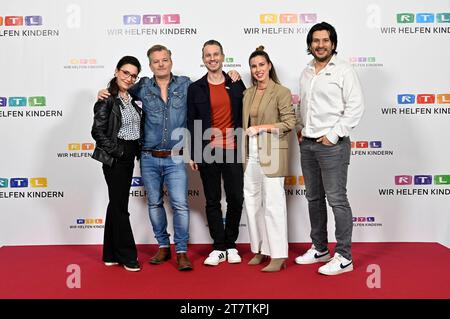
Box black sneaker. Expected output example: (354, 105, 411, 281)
(123, 260, 141, 272)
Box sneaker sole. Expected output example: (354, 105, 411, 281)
(203, 259, 226, 266)
(318, 265, 353, 276)
(104, 262, 119, 266)
(295, 256, 331, 265)
(123, 265, 141, 272)
(227, 259, 242, 264)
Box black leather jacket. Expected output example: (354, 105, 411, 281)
(91, 95, 142, 166)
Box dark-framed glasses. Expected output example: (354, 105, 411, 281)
(119, 69, 139, 81)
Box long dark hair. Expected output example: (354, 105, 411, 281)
(107, 56, 141, 97)
(248, 45, 280, 86)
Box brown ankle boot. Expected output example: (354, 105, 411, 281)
(177, 253, 193, 271)
(149, 247, 171, 264)
(261, 258, 286, 272)
(248, 253, 267, 265)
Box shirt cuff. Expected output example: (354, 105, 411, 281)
(326, 131, 340, 144)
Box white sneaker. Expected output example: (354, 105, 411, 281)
(226, 248, 242, 264)
(295, 245, 331, 264)
(204, 250, 226, 266)
(318, 253, 353, 276)
(104, 262, 119, 266)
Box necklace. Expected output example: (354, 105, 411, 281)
(119, 93, 130, 106)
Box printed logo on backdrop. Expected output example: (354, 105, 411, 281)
(243, 13, 316, 35)
(200, 56, 242, 69)
(107, 14, 197, 37)
(349, 57, 383, 68)
(0, 96, 63, 118)
(0, 15, 59, 37)
(129, 177, 200, 198)
(0, 177, 64, 199)
(351, 140, 394, 157)
(380, 12, 449, 35)
(378, 174, 450, 196)
(380, 93, 450, 115)
(69, 218, 104, 230)
(63, 58, 104, 70)
(353, 216, 382, 228)
(57, 143, 94, 159)
(284, 176, 306, 196)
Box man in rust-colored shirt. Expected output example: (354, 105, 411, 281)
(187, 40, 246, 267)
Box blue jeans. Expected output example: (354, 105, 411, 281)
(300, 137, 353, 260)
(140, 152, 189, 253)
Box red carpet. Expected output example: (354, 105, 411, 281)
(0, 243, 448, 299)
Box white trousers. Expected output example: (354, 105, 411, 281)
(244, 136, 288, 258)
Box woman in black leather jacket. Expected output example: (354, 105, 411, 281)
(91, 56, 142, 272)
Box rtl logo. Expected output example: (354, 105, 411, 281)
(131, 177, 143, 187)
(70, 58, 97, 65)
(351, 141, 382, 148)
(349, 57, 376, 63)
(68, 143, 95, 151)
(285, 176, 304, 186)
(0, 16, 42, 26)
(353, 217, 375, 222)
(123, 14, 180, 25)
(395, 175, 450, 185)
(76, 219, 103, 224)
(0, 96, 46, 107)
(397, 94, 450, 105)
(259, 13, 316, 24)
(396, 13, 450, 23)
(0, 177, 47, 188)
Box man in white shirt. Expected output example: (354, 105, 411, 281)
(294, 22, 364, 276)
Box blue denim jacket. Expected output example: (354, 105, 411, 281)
(129, 74, 191, 150)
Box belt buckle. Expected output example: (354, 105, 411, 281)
(157, 150, 170, 158)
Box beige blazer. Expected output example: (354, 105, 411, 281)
(242, 79, 296, 177)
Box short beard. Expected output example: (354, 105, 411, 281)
(313, 51, 333, 63)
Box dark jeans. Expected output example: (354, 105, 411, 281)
(198, 149, 244, 251)
(300, 137, 353, 260)
(102, 139, 139, 264)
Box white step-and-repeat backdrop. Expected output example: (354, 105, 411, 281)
(1, 0, 449, 247)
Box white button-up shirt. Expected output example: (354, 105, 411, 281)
(296, 55, 364, 144)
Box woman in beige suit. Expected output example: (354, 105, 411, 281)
(242, 46, 296, 272)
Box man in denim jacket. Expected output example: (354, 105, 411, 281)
(128, 45, 193, 271)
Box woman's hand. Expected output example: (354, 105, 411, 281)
(246, 126, 259, 137)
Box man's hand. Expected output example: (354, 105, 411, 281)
(297, 131, 303, 144)
(97, 89, 110, 100)
(316, 136, 334, 146)
(227, 70, 241, 82)
(189, 160, 198, 171)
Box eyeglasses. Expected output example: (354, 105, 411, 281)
(119, 69, 139, 81)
